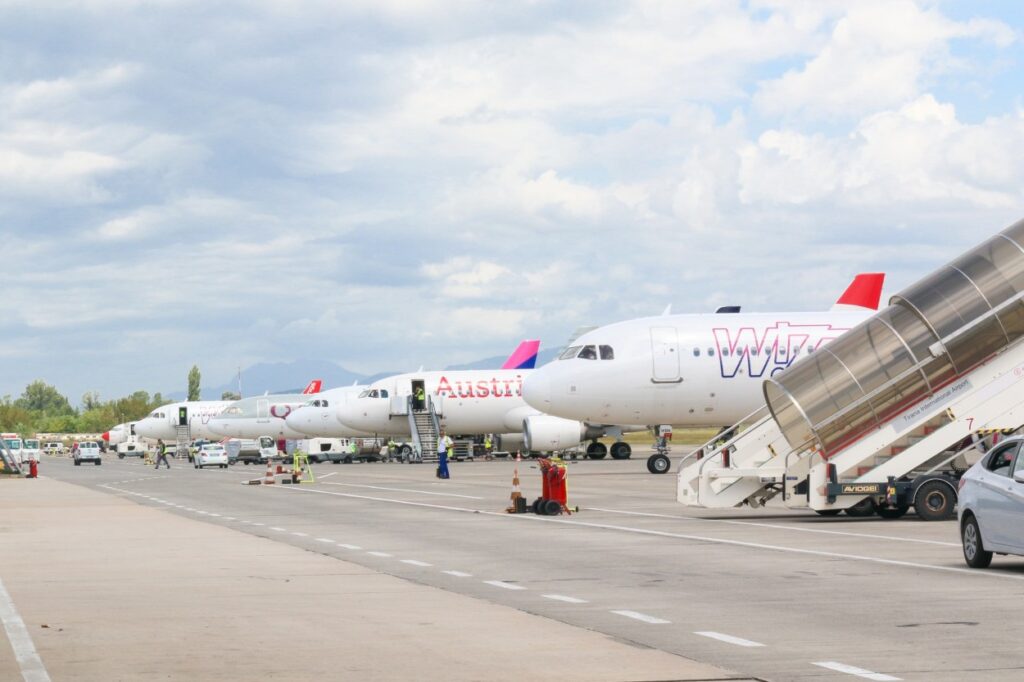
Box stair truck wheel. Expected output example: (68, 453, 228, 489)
(872, 501, 910, 519)
(844, 498, 876, 517)
(647, 454, 670, 474)
(586, 442, 607, 460)
(610, 442, 632, 460)
(914, 479, 957, 521)
(961, 514, 993, 568)
(814, 509, 842, 517)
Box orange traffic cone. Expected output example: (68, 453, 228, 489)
(263, 461, 275, 485)
(507, 452, 524, 513)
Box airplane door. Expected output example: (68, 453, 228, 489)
(411, 380, 426, 411)
(257, 399, 269, 423)
(650, 327, 681, 383)
(178, 406, 188, 426)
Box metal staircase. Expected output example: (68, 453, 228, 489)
(407, 396, 441, 462)
(678, 220, 1024, 518)
(175, 424, 191, 459)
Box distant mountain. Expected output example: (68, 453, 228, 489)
(163, 348, 556, 401)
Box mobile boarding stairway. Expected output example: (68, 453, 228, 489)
(389, 394, 442, 462)
(678, 220, 1024, 520)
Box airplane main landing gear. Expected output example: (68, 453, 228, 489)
(610, 442, 632, 460)
(586, 441, 607, 460)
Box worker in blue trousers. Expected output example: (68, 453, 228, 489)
(436, 430, 453, 479)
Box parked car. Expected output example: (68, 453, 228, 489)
(42, 442, 64, 456)
(194, 443, 228, 469)
(959, 436, 1024, 568)
(73, 441, 102, 466)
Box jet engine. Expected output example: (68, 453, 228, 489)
(523, 415, 602, 452)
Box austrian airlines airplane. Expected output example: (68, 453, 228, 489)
(135, 380, 322, 442)
(336, 340, 643, 456)
(521, 274, 885, 471)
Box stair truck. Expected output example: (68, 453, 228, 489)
(677, 219, 1024, 520)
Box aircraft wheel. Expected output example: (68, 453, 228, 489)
(610, 442, 631, 460)
(586, 442, 607, 460)
(647, 454, 670, 474)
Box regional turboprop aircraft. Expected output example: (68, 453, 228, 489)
(336, 339, 644, 458)
(135, 380, 322, 442)
(521, 273, 885, 472)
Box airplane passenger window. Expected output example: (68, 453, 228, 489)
(599, 345, 614, 360)
(692, 348, 700, 357)
(707, 348, 715, 357)
(722, 349, 730, 357)
(751, 349, 759, 356)
(560, 346, 582, 360)
(577, 345, 598, 360)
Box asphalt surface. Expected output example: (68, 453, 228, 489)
(31, 451, 1024, 681)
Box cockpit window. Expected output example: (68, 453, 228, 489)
(380, 390, 388, 398)
(321, 400, 329, 407)
(599, 345, 614, 360)
(358, 390, 370, 398)
(578, 345, 598, 360)
(559, 345, 582, 360)
(222, 406, 243, 416)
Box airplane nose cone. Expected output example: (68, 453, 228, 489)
(522, 372, 550, 410)
(101, 431, 110, 441)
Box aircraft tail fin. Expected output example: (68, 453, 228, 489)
(301, 379, 323, 395)
(502, 340, 541, 370)
(832, 273, 885, 311)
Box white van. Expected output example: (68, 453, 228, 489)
(22, 438, 41, 462)
(2, 434, 23, 465)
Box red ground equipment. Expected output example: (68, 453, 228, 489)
(28, 459, 38, 479)
(531, 457, 573, 515)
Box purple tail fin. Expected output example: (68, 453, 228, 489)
(502, 340, 541, 370)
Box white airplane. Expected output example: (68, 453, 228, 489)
(206, 380, 327, 440)
(521, 273, 886, 473)
(284, 383, 371, 437)
(336, 340, 643, 457)
(102, 422, 135, 447)
(135, 380, 322, 442)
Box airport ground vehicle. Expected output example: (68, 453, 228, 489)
(42, 442, 63, 456)
(2, 434, 23, 465)
(298, 437, 385, 464)
(676, 220, 1024, 521)
(958, 437, 1024, 568)
(224, 437, 277, 465)
(22, 439, 41, 462)
(116, 441, 146, 458)
(194, 443, 228, 469)
(73, 442, 102, 466)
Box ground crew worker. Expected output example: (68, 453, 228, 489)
(387, 437, 397, 457)
(414, 385, 426, 411)
(484, 434, 493, 456)
(436, 431, 452, 479)
(155, 439, 170, 469)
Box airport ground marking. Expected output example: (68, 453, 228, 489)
(694, 631, 765, 648)
(367, 551, 393, 557)
(315, 538, 335, 544)
(278, 486, 1024, 583)
(292, 532, 308, 537)
(317, 472, 338, 480)
(0, 576, 51, 682)
(543, 594, 588, 604)
(270, 526, 286, 532)
(400, 560, 433, 567)
(813, 661, 901, 681)
(337, 544, 362, 550)
(611, 610, 670, 625)
(322, 481, 484, 500)
(251, 523, 265, 526)
(587, 507, 960, 548)
(443, 570, 473, 578)
(484, 580, 526, 591)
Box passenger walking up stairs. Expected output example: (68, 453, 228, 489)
(677, 219, 1024, 521)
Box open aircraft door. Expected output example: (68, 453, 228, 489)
(650, 326, 681, 383)
(257, 399, 269, 423)
(178, 406, 188, 427)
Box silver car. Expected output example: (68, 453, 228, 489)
(958, 436, 1024, 568)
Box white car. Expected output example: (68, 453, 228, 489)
(958, 436, 1024, 568)
(195, 443, 229, 469)
(43, 442, 64, 456)
(73, 442, 102, 466)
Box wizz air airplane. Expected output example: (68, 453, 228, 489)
(206, 380, 328, 440)
(135, 380, 322, 442)
(336, 340, 643, 457)
(521, 274, 886, 472)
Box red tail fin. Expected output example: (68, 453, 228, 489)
(834, 273, 885, 311)
(301, 379, 322, 395)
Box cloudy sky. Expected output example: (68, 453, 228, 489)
(3, 0, 1024, 402)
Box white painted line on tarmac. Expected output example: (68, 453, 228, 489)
(367, 551, 392, 557)
(587, 507, 960, 548)
(484, 580, 525, 591)
(208, 513, 221, 517)
(0, 576, 51, 682)
(318, 472, 338, 480)
(443, 570, 472, 578)
(322, 481, 484, 500)
(315, 538, 334, 544)
(813, 661, 901, 681)
(278, 486, 1024, 582)
(251, 522, 264, 526)
(270, 527, 286, 532)
(337, 544, 362, 550)
(694, 631, 765, 647)
(543, 594, 588, 604)
(291, 532, 308, 537)
(611, 610, 670, 624)
(224, 517, 235, 521)
(400, 560, 433, 567)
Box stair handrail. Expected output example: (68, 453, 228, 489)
(676, 405, 771, 473)
(406, 395, 423, 457)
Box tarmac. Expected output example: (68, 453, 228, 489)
(6, 452, 1024, 681)
(0, 470, 736, 682)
